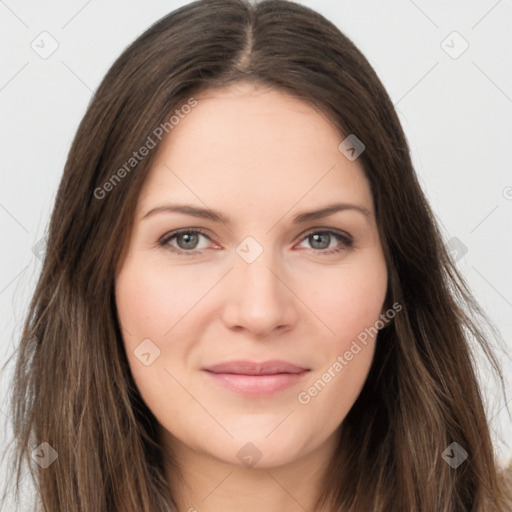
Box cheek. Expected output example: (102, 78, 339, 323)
(115, 260, 194, 427)
(312, 254, 388, 345)
(293, 253, 387, 425)
(296, 341, 375, 446)
(115, 258, 223, 410)
(115, 258, 213, 343)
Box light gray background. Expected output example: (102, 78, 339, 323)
(1, 0, 511, 507)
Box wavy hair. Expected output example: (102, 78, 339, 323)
(2, 0, 511, 510)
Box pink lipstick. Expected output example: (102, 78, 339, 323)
(202, 360, 310, 397)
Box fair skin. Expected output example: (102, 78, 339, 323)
(115, 81, 388, 512)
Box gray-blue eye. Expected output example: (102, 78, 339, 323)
(160, 229, 211, 254)
(297, 230, 353, 254)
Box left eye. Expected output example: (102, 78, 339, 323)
(159, 229, 352, 255)
(296, 230, 352, 254)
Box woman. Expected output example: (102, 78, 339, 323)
(2, 0, 510, 510)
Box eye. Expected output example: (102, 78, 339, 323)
(159, 228, 214, 255)
(295, 229, 353, 255)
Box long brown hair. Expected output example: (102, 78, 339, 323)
(2, 0, 510, 510)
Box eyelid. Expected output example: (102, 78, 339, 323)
(298, 226, 353, 244)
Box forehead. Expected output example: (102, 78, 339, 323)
(137, 82, 373, 219)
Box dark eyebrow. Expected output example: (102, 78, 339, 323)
(292, 202, 372, 223)
(141, 202, 372, 224)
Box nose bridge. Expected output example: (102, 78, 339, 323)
(222, 234, 296, 334)
(234, 236, 284, 307)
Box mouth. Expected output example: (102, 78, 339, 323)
(202, 360, 310, 397)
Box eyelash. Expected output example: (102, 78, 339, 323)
(158, 227, 354, 256)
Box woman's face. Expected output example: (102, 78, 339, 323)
(115, 82, 388, 469)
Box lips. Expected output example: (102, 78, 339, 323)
(203, 360, 309, 375)
(202, 360, 310, 397)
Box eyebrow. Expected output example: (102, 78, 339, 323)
(141, 202, 372, 225)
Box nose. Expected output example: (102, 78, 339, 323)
(220, 246, 299, 338)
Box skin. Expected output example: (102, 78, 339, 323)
(115, 81, 388, 512)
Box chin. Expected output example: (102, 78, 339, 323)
(203, 427, 315, 469)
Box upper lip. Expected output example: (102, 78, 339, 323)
(203, 360, 309, 375)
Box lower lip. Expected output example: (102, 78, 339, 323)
(203, 370, 309, 397)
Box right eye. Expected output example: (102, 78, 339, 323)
(159, 228, 215, 255)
